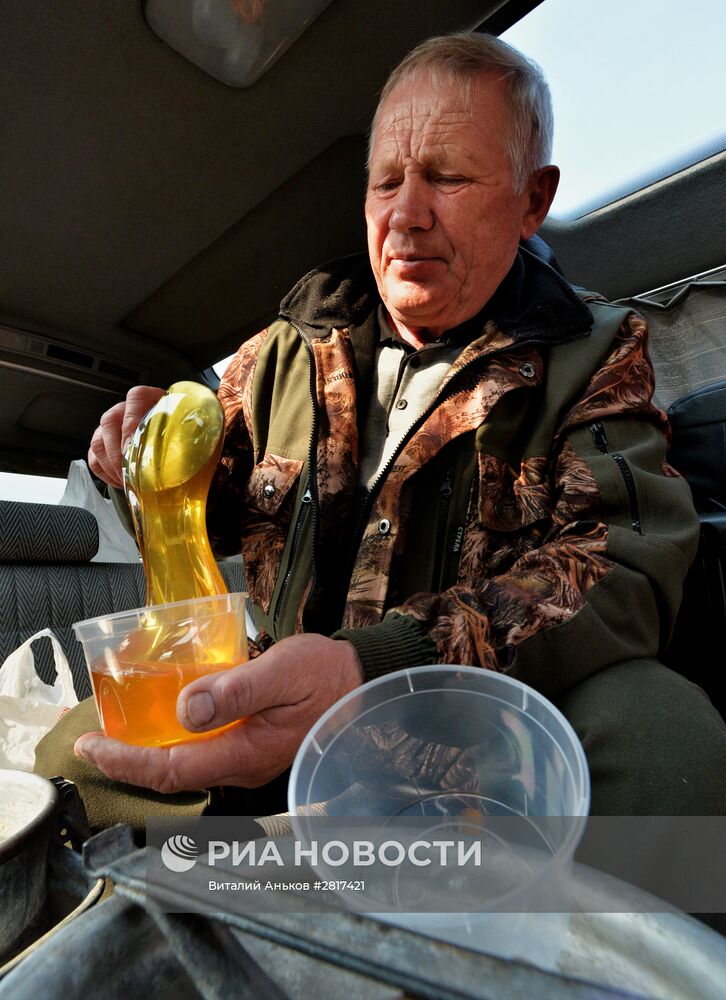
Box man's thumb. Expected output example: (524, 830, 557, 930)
(178, 662, 258, 731)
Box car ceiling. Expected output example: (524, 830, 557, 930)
(1, 0, 724, 476)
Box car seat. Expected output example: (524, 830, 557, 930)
(661, 380, 726, 716)
(0, 499, 245, 699)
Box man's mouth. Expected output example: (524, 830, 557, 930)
(389, 253, 444, 266)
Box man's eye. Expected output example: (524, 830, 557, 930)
(436, 175, 467, 186)
(374, 180, 400, 192)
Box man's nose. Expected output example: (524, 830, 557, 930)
(388, 175, 434, 232)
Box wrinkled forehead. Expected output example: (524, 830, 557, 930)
(368, 69, 509, 163)
(377, 65, 479, 111)
(373, 71, 470, 135)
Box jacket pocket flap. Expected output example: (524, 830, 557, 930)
(478, 453, 551, 530)
(246, 453, 304, 515)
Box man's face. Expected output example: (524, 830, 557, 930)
(365, 71, 551, 338)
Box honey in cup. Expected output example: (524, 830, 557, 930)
(77, 382, 249, 747)
(88, 594, 248, 747)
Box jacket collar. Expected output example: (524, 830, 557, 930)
(279, 243, 594, 347)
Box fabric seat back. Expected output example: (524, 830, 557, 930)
(0, 500, 245, 698)
(662, 382, 726, 715)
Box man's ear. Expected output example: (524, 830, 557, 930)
(520, 165, 560, 240)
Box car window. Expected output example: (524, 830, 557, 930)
(213, 356, 235, 380)
(503, 0, 726, 218)
(0, 472, 67, 504)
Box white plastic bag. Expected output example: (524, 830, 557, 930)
(59, 459, 140, 563)
(0, 629, 79, 770)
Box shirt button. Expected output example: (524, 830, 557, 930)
(263, 484, 276, 498)
(378, 518, 391, 535)
(409, 356, 421, 369)
(395, 399, 408, 410)
(519, 362, 536, 378)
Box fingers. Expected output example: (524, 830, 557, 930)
(177, 635, 363, 732)
(87, 386, 165, 488)
(74, 732, 176, 791)
(121, 386, 166, 453)
(88, 402, 126, 488)
(178, 649, 300, 731)
(74, 723, 274, 793)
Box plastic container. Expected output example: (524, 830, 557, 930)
(0, 771, 58, 963)
(73, 592, 248, 747)
(289, 665, 590, 966)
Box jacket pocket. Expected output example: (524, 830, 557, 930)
(241, 452, 304, 614)
(588, 421, 642, 534)
(245, 453, 304, 516)
(477, 453, 552, 532)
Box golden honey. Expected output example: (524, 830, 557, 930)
(123, 382, 228, 606)
(88, 382, 249, 747)
(91, 659, 240, 747)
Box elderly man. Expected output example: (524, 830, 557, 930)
(66, 32, 725, 818)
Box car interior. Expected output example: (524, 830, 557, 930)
(1, 1, 726, 990)
(1, 0, 724, 713)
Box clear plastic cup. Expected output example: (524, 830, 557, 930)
(289, 665, 590, 965)
(73, 592, 248, 747)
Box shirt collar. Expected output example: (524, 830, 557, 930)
(377, 304, 493, 351)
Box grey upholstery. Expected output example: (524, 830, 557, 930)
(662, 382, 726, 716)
(0, 500, 99, 562)
(0, 563, 146, 698)
(0, 500, 246, 699)
(668, 379, 726, 512)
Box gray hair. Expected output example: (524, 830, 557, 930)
(369, 32, 553, 194)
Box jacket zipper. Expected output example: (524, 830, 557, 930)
(273, 484, 312, 630)
(431, 468, 454, 588)
(291, 330, 321, 631)
(279, 316, 589, 626)
(267, 318, 320, 633)
(588, 421, 642, 534)
(589, 421, 608, 454)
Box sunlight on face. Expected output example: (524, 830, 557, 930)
(365, 72, 538, 339)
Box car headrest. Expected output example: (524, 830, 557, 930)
(0, 500, 99, 563)
(668, 380, 726, 512)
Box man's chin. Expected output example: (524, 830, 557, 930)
(382, 281, 444, 321)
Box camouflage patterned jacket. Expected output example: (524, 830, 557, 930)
(208, 248, 699, 698)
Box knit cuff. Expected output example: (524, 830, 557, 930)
(332, 613, 439, 682)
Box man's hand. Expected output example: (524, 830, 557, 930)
(74, 635, 364, 793)
(88, 385, 166, 488)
